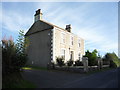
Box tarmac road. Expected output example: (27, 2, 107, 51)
(21, 68, 120, 88)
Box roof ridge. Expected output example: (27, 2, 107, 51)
(40, 20, 65, 30)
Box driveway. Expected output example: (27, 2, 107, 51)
(21, 68, 120, 88)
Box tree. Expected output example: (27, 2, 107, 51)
(2, 30, 28, 75)
(16, 30, 28, 54)
(2, 37, 16, 74)
(103, 52, 120, 68)
(83, 49, 98, 66)
(16, 30, 29, 67)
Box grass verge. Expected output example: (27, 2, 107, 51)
(2, 72, 36, 88)
(22, 65, 48, 71)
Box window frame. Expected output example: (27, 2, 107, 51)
(61, 49, 65, 59)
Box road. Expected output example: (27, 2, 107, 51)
(21, 68, 120, 88)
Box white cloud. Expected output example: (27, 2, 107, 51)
(2, 9, 33, 34)
(36, 2, 118, 56)
(2, 2, 118, 56)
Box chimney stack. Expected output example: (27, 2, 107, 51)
(65, 24, 71, 32)
(34, 9, 43, 22)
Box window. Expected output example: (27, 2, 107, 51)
(71, 36, 73, 45)
(61, 49, 65, 59)
(78, 53, 81, 61)
(70, 51, 74, 60)
(61, 33, 65, 43)
(78, 39, 80, 47)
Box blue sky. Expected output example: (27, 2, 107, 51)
(1, 2, 118, 57)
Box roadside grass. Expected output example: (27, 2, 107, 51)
(2, 72, 36, 88)
(22, 65, 48, 71)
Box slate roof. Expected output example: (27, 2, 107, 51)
(25, 20, 65, 36)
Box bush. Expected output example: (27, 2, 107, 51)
(67, 60, 73, 66)
(56, 56, 64, 67)
(74, 60, 83, 66)
(110, 60, 117, 68)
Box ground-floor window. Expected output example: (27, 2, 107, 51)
(78, 53, 81, 61)
(61, 49, 65, 59)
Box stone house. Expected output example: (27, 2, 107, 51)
(25, 9, 85, 67)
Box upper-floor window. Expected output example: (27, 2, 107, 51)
(78, 39, 80, 47)
(61, 33, 65, 43)
(71, 36, 74, 45)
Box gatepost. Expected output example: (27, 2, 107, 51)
(97, 57, 103, 70)
(82, 57, 88, 72)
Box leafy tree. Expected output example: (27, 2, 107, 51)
(83, 49, 98, 66)
(2, 30, 28, 75)
(103, 52, 120, 67)
(2, 37, 16, 74)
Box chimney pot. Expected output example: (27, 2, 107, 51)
(65, 24, 71, 32)
(34, 9, 43, 22)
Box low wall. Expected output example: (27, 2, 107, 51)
(51, 64, 110, 73)
(54, 66, 85, 73)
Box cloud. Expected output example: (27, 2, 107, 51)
(2, 2, 118, 56)
(35, 2, 118, 56)
(2, 9, 33, 34)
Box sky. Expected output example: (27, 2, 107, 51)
(1, 2, 119, 57)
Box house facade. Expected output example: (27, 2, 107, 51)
(25, 9, 85, 67)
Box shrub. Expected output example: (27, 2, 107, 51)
(56, 56, 64, 67)
(74, 60, 83, 66)
(67, 60, 73, 66)
(110, 60, 117, 68)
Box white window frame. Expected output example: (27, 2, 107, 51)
(61, 49, 65, 59)
(78, 52, 81, 60)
